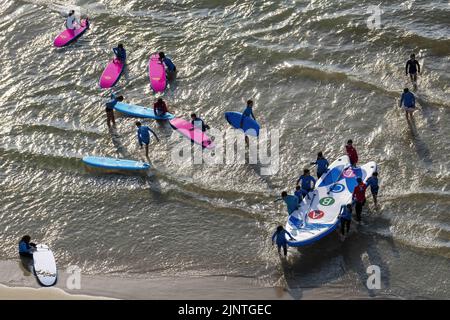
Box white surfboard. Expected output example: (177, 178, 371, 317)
(285, 155, 377, 246)
(33, 244, 57, 287)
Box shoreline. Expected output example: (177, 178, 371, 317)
(0, 259, 299, 300)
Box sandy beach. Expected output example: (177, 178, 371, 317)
(0, 259, 296, 300)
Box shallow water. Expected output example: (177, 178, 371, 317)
(0, 0, 449, 299)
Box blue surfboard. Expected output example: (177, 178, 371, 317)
(82, 156, 150, 171)
(224, 111, 260, 137)
(114, 102, 175, 120)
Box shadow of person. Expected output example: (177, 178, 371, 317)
(280, 234, 346, 300)
(108, 126, 131, 159)
(406, 115, 432, 166)
(341, 230, 392, 298)
(19, 256, 33, 276)
(416, 96, 438, 133)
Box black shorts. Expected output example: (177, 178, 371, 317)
(105, 108, 114, 113)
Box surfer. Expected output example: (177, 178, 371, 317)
(240, 100, 256, 144)
(339, 204, 352, 240)
(135, 121, 160, 158)
(105, 93, 124, 128)
(65, 10, 79, 30)
(345, 139, 358, 167)
(352, 178, 367, 224)
(296, 169, 316, 199)
(153, 98, 169, 117)
(18, 235, 36, 259)
(159, 52, 177, 79)
(281, 191, 299, 215)
(310, 152, 329, 179)
(190, 113, 210, 132)
(272, 226, 295, 257)
(113, 43, 126, 63)
(399, 88, 416, 120)
(405, 53, 420, 89)
(366, 172, 379, 205)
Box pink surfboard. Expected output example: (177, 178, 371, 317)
(148, 53, 167, 92)
(99, 59, 124, 88)
(53, 19, 89, 47)
(169, 118, 214, 150)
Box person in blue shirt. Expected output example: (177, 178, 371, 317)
(366, 172, 379, 205)
(240, 100, 256, 144)
(310, 152, 329, 179)
(399, 88, 416, 120)
(281, 191, 299, 215)
(105, 93, 123, 128)
(190, 113, 210, 132)
(296, 169, 316, 199)
(339, 204, 352, 240)
(294, 185, 303, 202)
(272, 225, 295, 257)
(113, 43, 126, 63)
(18, 235, 36, 259)
(159, 52, 177, 80)
(135, 121, 160, 158)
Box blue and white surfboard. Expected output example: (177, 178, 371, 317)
(285, 155, 377, 246)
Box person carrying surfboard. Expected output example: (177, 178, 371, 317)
(338, 204, 352, 241)
(113, 43, 126, 63)
(190, 113, 210, 132)
(105, 93, 124, 128)
(159, 52, 177, 79)
(352, 178, 367, 224)
(281, 191, 299, 215)
(294, 185, 303, 201)
(154, 98, 169, 117)
(345, 139, 358, 167)
(399, 88, 416, 120)
(405, 53, 420, 89)
(18, 235, 37, 259)
(310, 152, 329, 179)
(272, 226, 295, 257)
(65, 10, 79, 30)
(136, 121, 160, 158)
(366, 172, 379, 205)
(296, 169, 316, 199)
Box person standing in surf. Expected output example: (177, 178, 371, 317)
(399, 88, 416, 120)
(105, 93, 123, 129)
(294, 185, 303, 202)
(296, 169, 316, 199)
(280, 191, 299, 215)
(405, 53, 420, 89)
(136, 121, 160, 158)
(18, 235, 36, 259)
(113, 43, 126, 63)
(159, 52, 177, 80)
(339, 204, 352, 241)
(366, 172, 379, 206)
(153, 98, 169, 117)
(310, 152, 329, 179)
(272, 226, 295, 257)
(352, 178, 367, 224)
(345, 139, 358, 167)
(190, 113, 210, 132)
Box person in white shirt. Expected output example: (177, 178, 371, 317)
(65, 10, 79, 30)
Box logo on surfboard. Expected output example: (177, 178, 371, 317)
(329, 183, 345, 193)
(319, 197, 335, 206)
(342, 168, 356, 178)
(308, 210, 325, 219)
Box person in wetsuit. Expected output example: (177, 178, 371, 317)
(296, 169, 316, 199)
(105, 93, 123, 128)
(310, 152, 329, 179)
(405, 53, 420, 88)
(113, 43, 126, 63)
(272, 225, 295, 257)
(18, 235, 36, 259)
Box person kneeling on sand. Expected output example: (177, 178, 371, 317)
(272, 226, 294, 257)
(18, 235, 36, 259)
